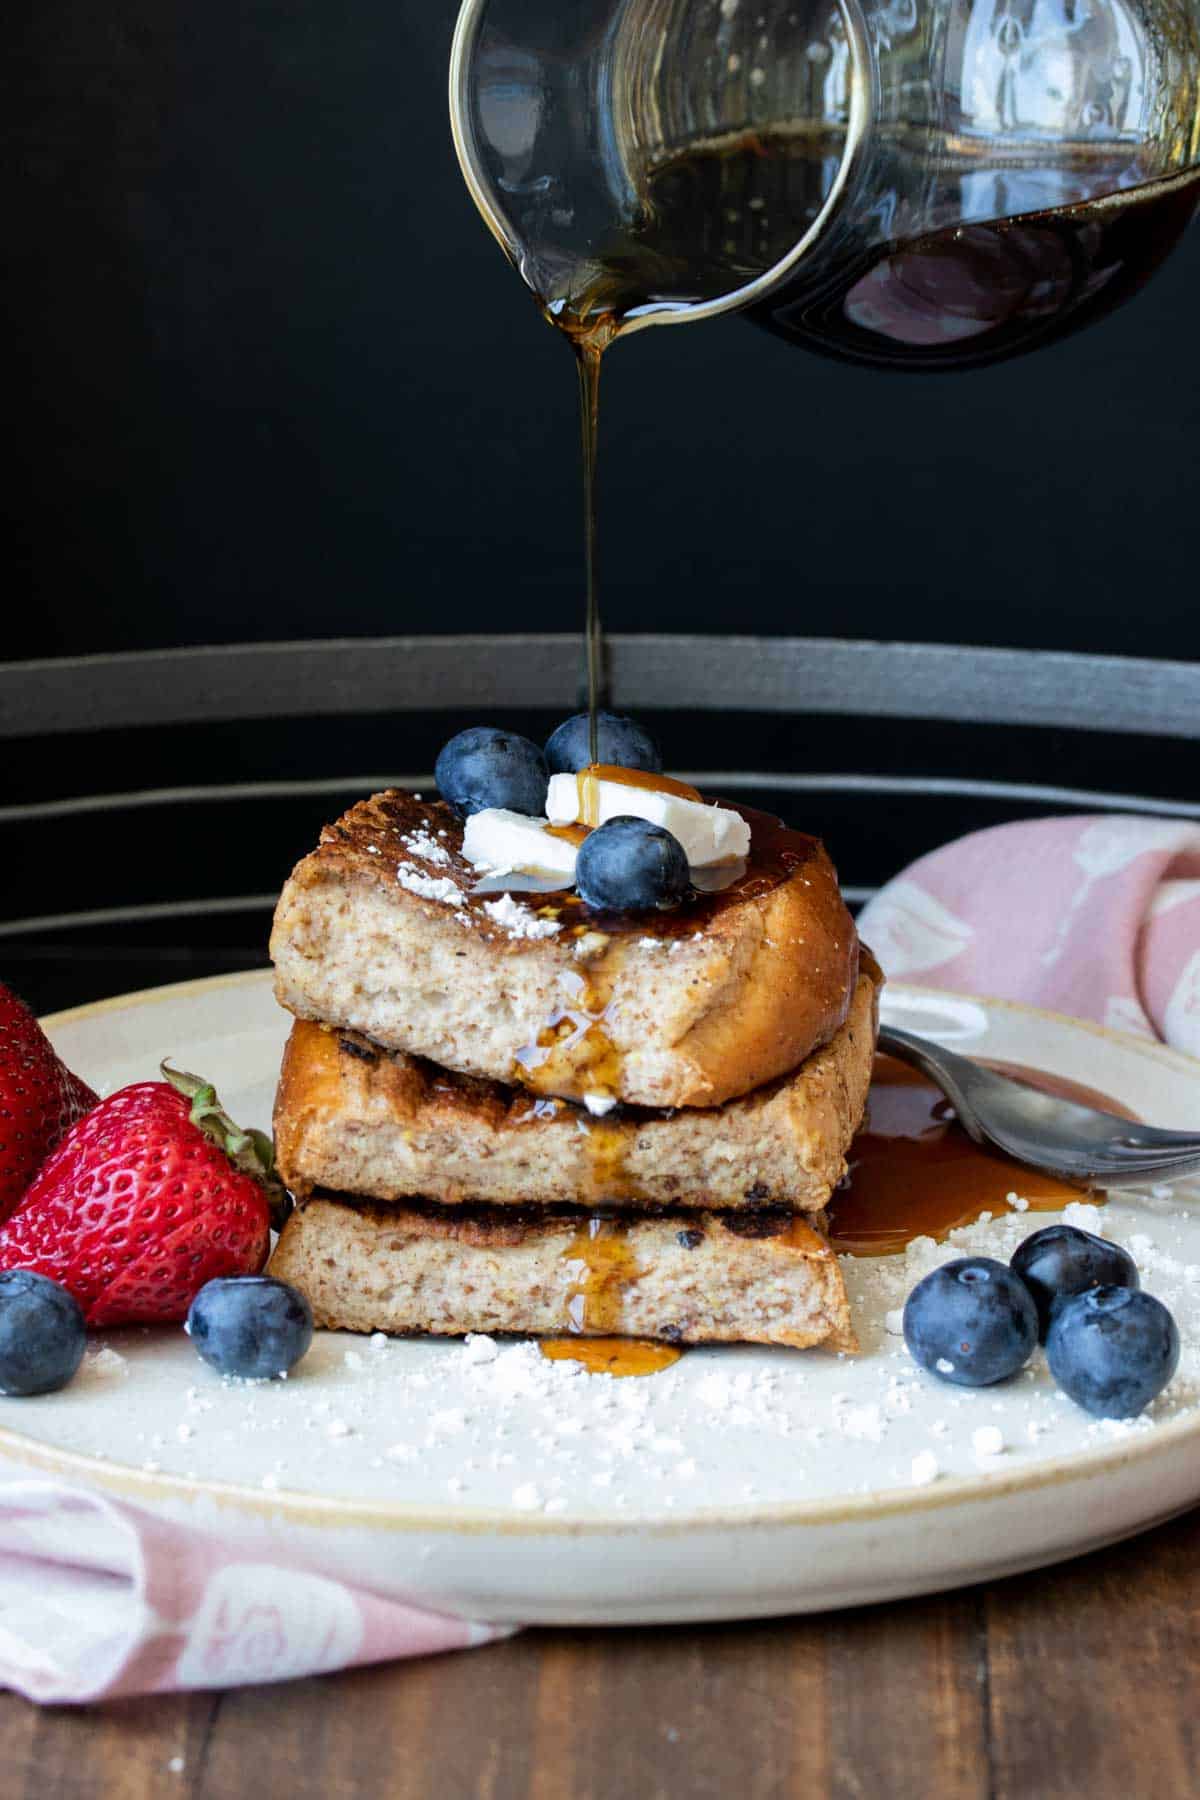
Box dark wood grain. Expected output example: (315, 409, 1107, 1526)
(985, 1508, 1200, 1799)
(0, 1691, 214, 1799)
(822, 1595, 990, 1799)
(0, 1509, 1194, 1800)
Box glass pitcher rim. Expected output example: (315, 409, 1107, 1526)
(448, 0, 876, 337)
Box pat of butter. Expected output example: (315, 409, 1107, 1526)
(462, 809, 578, 878)
(546, 774, 749, 868)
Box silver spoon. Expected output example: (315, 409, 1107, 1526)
(878, 1025, 1200, 1188)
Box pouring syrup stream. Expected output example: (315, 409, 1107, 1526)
(576, 340, 605, 765)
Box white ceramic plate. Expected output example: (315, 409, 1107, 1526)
(4, 971, 1197, 1624)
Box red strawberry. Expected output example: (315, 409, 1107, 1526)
(0, 1063, 287, 1325)
(0, 983, 98, 1224)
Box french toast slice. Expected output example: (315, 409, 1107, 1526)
(274, 968, 879, 1211)
(270, 789, 859, 1109)
(268, 1196, 856, 1351)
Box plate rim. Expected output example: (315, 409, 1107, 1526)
(1, 1388, 1198, 1539)
(15, 966, 1198, 1539)
(39, 964, 275, 1031)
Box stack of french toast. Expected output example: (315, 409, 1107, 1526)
(267, 724, 879, 1357)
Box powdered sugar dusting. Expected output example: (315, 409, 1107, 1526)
(12, 1194, 1200, 1520)
(402, 830, 452, 867)
(395, 863, 464, 906)
(482, 893, 562, 939)
(911, 1449, 940, 1485)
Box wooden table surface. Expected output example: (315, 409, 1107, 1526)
(0, 1505, 1195, 1799)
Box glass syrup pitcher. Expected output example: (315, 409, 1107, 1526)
(450, 0, 1200, 368)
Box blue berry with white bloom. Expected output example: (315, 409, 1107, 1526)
(1046, 1286, 1179, 1418)
(545, 711, 661, 775)
(575, 816, 690, 912)
(187, 1276, 313, 1380)
(435, 727, 548, 819)
(903, 1256, 1038, 1387)
(0, 1270, 86, 1396)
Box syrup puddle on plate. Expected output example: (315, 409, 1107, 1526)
(541, 1337, 681, 1376)
(824, 1054, 1123, 1257)
(540, 1054, 1128, 1376)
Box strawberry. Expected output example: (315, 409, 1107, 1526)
(0, 983, 98, 1224)
(0, 1064, 287, 1326)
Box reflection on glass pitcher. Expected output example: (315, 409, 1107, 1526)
(451, 0, 1200, 368)
(965, 0, 1140, 138)
(755, 0, 1200, 366)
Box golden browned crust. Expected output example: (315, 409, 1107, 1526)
(268, 1196, 856, 1351)
(269, 790, 859, 1109)
(273, 968, 880, 1211)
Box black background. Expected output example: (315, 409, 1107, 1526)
(6, 0, 1200, 1010)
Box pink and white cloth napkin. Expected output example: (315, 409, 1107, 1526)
(0, 1479, 508, 1704)
(858, 814, 1200, 1056)
(3, 811, 1199, 1704)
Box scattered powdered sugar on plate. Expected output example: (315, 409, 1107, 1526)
(910, 1449, 940, 1486)
(7, 1192, 1198, 1518)
(79, 1346, 129, 1383)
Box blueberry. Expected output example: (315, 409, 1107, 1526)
(0, 1270, 86, 1396)
(575, 816, 690, 912)
(435, 727, 548, 818)
(1011, 1224, 1139, 1341)
(187, 1276, 313, 1380)
(545, 711, 662, 775)
(903, 1256, 1038, 1387)
(1046, 1286, 1179, 1419)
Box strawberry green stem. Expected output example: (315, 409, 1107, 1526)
(161, 1062, 291, 1232)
